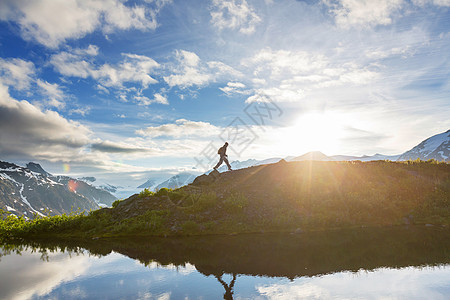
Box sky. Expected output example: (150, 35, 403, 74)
(0, 0, 449, 186)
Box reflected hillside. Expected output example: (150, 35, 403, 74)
(2, 226, 449, 279)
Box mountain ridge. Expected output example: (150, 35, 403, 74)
(0, 161, 117, 218)
(398, 129, 450, 162)
(2, 159, 448, 239)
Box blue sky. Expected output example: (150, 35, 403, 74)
(0, 0, 449, 185)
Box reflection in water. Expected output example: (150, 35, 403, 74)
(1, 226, 449, 299)
(215, 273, 236, 300)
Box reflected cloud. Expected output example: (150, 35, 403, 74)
(0, 250, 90, 300)
(1, 228, 449, 299)
(256, 267, 450, 300)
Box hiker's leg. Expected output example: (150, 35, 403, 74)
(223, 156, 232, 170)
(214, 156, 224, 169)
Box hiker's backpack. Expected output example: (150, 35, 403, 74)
(218, 146, 224, 155)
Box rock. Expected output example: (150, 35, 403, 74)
(210, 169, 220, 179)
(294, 228, 302, 234)
(425, 224, 434, 227)
(192, 170, 221, 186)
(277, 159, 287, 165)
(192, 174, 211, 185)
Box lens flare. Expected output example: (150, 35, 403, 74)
(68, 179, 78, 193)
(63, 164, 70, 173)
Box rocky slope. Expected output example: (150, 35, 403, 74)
(56, 159, 448, 238)
(154, 172, 197, 190)
(0, 161, 116, 218)
(398, 129, 450, 162)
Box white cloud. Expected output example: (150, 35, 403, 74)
(136, 119, 220, 138)
(207, 61, 244, 78)
(90, 140, 157, 154)
(49, 49, 95, 78)
(163, 50, 243, 89)
(0, 248, 91, 300)
(135, 93, 169, 105)
(246, 88, 305, 103)
(0, 0, 171, 48)
(0, 82, 163, 168)
(219, 81, 250, 96)
(0, 83, 92, 161)
(69, 107, 91, 116)
(163, 50, 212, 88)
(96, 53, 159, 88)
(50, 46, 160, 89)
(36, 79, 66, 109)
(412, 0, 450, 6)
(242, 48, 380, 103)
(153, 93, 169, 104)
(210, 0, 261, 34)
(325, 0, 404, 28)
(0, 58, 36, 90)
(245, 48, 329, 79)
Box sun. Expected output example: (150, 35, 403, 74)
(285, 111, 345, 155)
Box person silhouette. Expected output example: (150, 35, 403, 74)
(214, 142, 232, 171)
(215, 273, 237, 300)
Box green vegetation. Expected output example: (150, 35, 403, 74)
(1, 160, 449, 241)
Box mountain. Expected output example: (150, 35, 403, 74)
(0, 161, 117, 218)
(55, 176, 117, 207)
(137, 179, 158, 189)
(26, 162, 53, 177)
(77, 177, 121, 196)
(0, 161, 98, 218)
(332, 153, 400, 161)
(290, 151, 334, 161)
(398, 129, 450, 162)
(154, 172, 197, 190)
(32, 159, 448, 239)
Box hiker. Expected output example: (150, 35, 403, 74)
(214, 142, 232, 171)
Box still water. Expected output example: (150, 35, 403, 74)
(1, 226, 449, 299)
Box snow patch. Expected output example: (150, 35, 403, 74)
(6, 205, 16, 212)
(438, 151, 448, 160)
(19, 183, 44, 217)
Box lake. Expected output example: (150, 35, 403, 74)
(1, 226, 449, 299)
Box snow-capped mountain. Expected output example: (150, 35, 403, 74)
(398, 129, 450, 162)
(77, 177, 121, 196)
(137, 179, 158, 190)
(55, 176, 117, 207)
(154, 172, 197, 190)
(290, 151, 334, 161)
(0, 161, 117, 218)
(332, 153, 400, 161)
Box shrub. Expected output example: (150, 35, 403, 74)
(184, 192, 218, 213)
(181, 220, 200, 234)
(155, 188, 170, 197)
(112, 199, 122, 208)
(223, 193, 248, 213)
(139, 188, 154, 197)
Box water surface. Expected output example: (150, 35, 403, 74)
(1, 226, 449, 299)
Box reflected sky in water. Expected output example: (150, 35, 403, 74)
(1, 246, 449, 300)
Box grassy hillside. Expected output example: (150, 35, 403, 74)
(1, 160, 449, 239)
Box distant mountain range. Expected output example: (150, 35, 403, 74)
(137, 178, 158, 190)
(2, 129, 448, 218)
(398, 130, 449, 162)
(154, 172, 197, 190)
(142, 129, 449, 191)
(0, 161, 117, 218)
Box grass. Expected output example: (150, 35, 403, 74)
(1, 160, 449, 241)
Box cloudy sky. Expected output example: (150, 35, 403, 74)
(0, 0, 449, 185)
